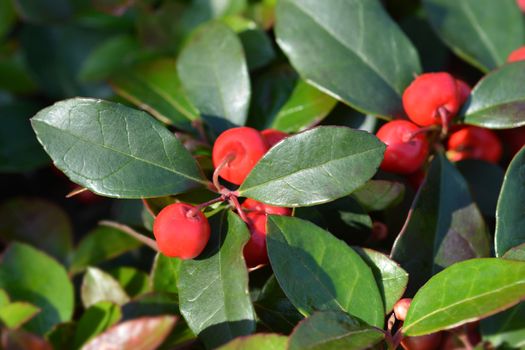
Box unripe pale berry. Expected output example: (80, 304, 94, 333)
(153, 203, 210, 259)
(507, 46, 525, 62)
(393, 298, 412, 321)
(212, 127, 268, 185)
(455, 79, 471, 106)
(403, 73, 460, 126)
(447, 126, 502, 164)
(242, 198, 292, 216)
(261, 129, 288, 148)
(377, 120, 429, 174)
(243, 212, 269, 268)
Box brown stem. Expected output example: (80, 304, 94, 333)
(404, 126, 440, 142)
(186, 196, 225, 217)
(142, 199, 157, 219)
(437, 106, 451, 137)
(66, 187, 89, 198)
(229, 195, 249, 224)
(192, 119, 209, 145)
(212, 153, 236, 192)
(99, 220, 159, 252)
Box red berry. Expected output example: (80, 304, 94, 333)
(261, 129, 288, 148)
(447, 126, 502, 164)
(243, 212, 269, 268)
(393, 298, 412, 321)
(518, 0, 525, 12)
(377, 120, 429, 174)
(242, 198, 292, 216)
(507, 46, 525, 63)
(212, 127, 268, 185)
(401, 333, 442, 350)
(455, 79, 471, 106)
(403, 73, 460, 126)
(153, 203, 210, 259)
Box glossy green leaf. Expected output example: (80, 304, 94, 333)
(239, 126, 385, 207)
(81, 267, 130, 308)
(0, 0, 16, 40)
(80, 315, 177, 350)
(403, 258, 525, 336)
(503, 244, 525, 262)
(0, 197, 72, 263)
(178, 212, 255, 348)
(108, 267, 150, 298)
(0, 51, 38, 94)
(31, 98, 207, 198)
(254, 275, 303, 334)
(354, 248, 408, 313)
(151, 253, 181, 295)
(238, 27, 276, 71)
(271, 80, 337, 133)
(461, 62, 525, 129)
(0, 102, 50, 173)
(218, 333, 287, 350)
(480, 302, 525, 349)
(275, 0, 421, 117)
(352, 180, 405, 212)
(70, 226, 142, 274)
(121, 292, 179, 321)
(422, 0, 524, 72)
(0, 243, 74, 335)
(0, 302, 40, 329)
(391, 153, 490, 295)
(177, 21, 250, 125)
(46, 322, 76, 350)
(496, 147, 525, 256)
(289, 311, 384, 350)
(267, 216, 384, 327)
(111, 58, 199, 131)
(14, 0, 72, 23)
(73, 301, 121, 350)
(0, 289, 9, 308)
(321, 105, 379, 132)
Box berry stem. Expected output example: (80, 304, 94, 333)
(405, 126, 439, 142)
(186, 196, 226, 217)
(142, 198, 157, 218)
(99, 220, 159, 251)
(66, 187, 89, 198)
(229, 195, 249, 224)
(192, 119, 209, 145)
(212, 153, 236, 192)
(437, 106, 451, 136)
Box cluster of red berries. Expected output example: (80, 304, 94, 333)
(153, 127, 291, 267)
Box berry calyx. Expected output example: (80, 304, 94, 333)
(153, 203, 211, 259)
(261, 129, 288, 148)
(446, 126, 502, 164)
(403, 73, 460, 127)
(377, 120, 429, 174)
(243, 212, 269, 268)
(455, 79, 471, 106)
(212, 127, 268, 185)
(507, 46, 525, 63)
(242, 198, 292, 216)
(393, 298, 412, 321)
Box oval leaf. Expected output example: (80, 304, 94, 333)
(73, 301, 121, 350)
(422, 0, 524, 72)
(151, 253, 182, 295)
(218, 333, 287, 350)
(503, 244, 525, 262)
(0, 302, 40, 329)
(177, 21, 251, 125)
(178, 211, 255, 348)
(275, 0, 421, 117)
(403, 258, 525, 336)
(108, 267, 150, 298)
(0, 243, 74, 335)
(80, 315, 177, 350)
(239, 126, 385, 207)
(289, 311, 384, 350)
(480, 302, 525, 349)
(495, 147, 525, 256)
(81, 267, 130, 308)
(352, 180, 405, 212)
(461, 62, 525, 129)
(391, 153, 490, 295)
(31, 98, 206, 198)
(267, 216, 384, 327)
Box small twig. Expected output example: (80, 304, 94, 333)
(212, 153, 236, 192)
(99, 220, 159, 251)
(405, 126, 440, 142)
(192, 120, 209, 145)
(66, 187, 89, 198)
(229, 195, 249, 224)
(187, 196, 225, 217)
(437, 106, 451, 137)
(387, 313, 396, 333)
(142, 199, 157, 219)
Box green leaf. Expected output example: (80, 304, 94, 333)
(31, 98, 207, 198)
(108, 267, 150, 298)
(70, 226, 142, 275)
(80, 315, 177, 350)
(13, 0, 72, 23)
(73, 301, 121, 350)
(288, 311, 384, 350)
(0, 51, 38, 94)
(503, 244, 525, 262)
(391, 153, 490, 295)
(0, 289, 9, 308)
(177, 21, 251, 125)
(354, 248, 409, 313)
(81, 267, 130, 308)
(461, 62, 525, 129)
(0, 302, 40, 329)
(0, 0, 16, 40)
(352, 180, 405, 212)
(178, 212, 255, 348)
(267, 216, 384, 328)
(0, 197, 72, 263)
(237, 25, 276, 71)
(239, 126, 385, 207)
(121, 292, 179, 320)
(47, 322, 76, 350)
(275, 0, 421, 117)
(218, 333, 287, 350)
(480, 302, 525, 349)
(151, 253, 182, 296)
(271, 80, 337, 133)
(111, 58, 199, 131)
(0, 102, 50, 173)
(0, 243, 74, 335)
(496, 147, 525, 256)
(422, 0, 524, 72)
(403, 258, 525, 336)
